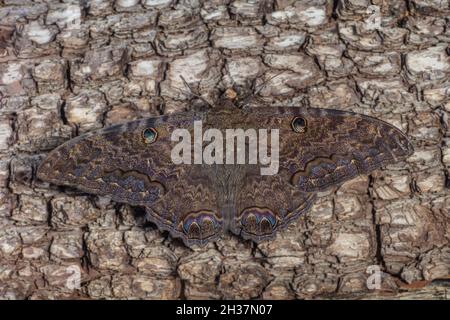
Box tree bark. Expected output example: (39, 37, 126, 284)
(0, 0, 448, 299)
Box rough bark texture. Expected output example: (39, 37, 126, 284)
(0, 0, 449, 300)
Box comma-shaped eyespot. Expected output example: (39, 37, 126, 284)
(239, 207, 279, 236)
(291, 116, 307, 133)
(142, 127, 158, 144)
(180, 211, 222, 242)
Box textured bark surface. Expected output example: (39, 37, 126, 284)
(0, 0, 449, 300)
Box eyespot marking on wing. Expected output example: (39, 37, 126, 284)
(179, 210, 223, 242)
(239, 207, 279, 236)
(142, 127, 158, 144)
(291, 116, 307, 133)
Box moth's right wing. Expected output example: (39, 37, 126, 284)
(234, 169, 316, 242)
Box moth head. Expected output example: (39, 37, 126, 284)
(291, 117, 307, 133)
(224, 88, 238, 100)
(142, 127, 158, 144)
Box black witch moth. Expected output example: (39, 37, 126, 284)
(37, 95, 413, 246)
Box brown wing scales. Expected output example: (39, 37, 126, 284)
(38, 107, 413, 246)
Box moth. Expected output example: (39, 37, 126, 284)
(37, 91, 414, 246)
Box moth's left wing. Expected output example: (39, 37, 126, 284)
(37, 113, 196, 204)
(37, 112, 224, 246)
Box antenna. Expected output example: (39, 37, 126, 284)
(237, 71, 284, 108)
(179, 76, 213, 109)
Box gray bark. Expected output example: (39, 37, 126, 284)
(0, 0, 449, 299)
